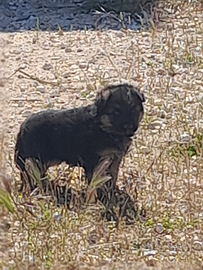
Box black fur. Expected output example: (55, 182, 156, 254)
(15, 83, 145, 215)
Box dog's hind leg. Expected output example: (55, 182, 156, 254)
(19, 158, 49, 194)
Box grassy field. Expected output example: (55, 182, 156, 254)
(0, 0, 202, 269)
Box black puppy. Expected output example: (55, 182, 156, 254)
(15, 83, 145, 212)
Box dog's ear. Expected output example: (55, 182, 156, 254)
(126, 87, 145, 104)
(96, 87, 111, 102)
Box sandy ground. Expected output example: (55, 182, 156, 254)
(0, 1, 202, 268)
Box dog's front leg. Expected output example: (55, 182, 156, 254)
(95, 151, 138, 223)
(95, 152, 123, 210)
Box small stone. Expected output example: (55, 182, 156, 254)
(4, 53, 10, 58)
(79, 63, 87, 69)
(20, 86, 26, 92)
(88, 232, 99, 245)
(169, 251, 177, 256)
(166, 113, 172, 119)
(157, 110, 166, 118)
(43, 63, 52, 71)
(0, 80, 4, 87)
(155, 223, 164, 234)
(50, 90, 59, 98)
(9, 49, 21, 55)
(172, 64, 179, 70)
(63, 72, 69, 78)
(143, 250, 157, 256)
(50, 38, 60, 44)
(14, 221, 20, 226)
(53, 213, 61, 222)
(165, 235, 172, 240)
(65, 47, 72, 53)
(186, 96, 194, 103)
(196, 46, 201, 52)
(60, 44, 66, 49)
(22, 110, 32, 118)
(147, 109, 156, 116)
(193, 241, 202, 251)
(153, 99, 162, 106)
(194, 235, 200, 241)
(36, 85, 45, 93)
(180, 133, 191, 142)
(27, 97, 40, 102)
(20, 63, 27, 69)
(180, 236, 186, 241)
(52, 80, 58, 85)
(198, 93, 203, 102)
(51, 56, 60, 60)
(147, 121, 162, 130)
(140, 146, 150, 155)
(18, 101, 24, 107)
(57, 29, 64, 36)
(28, 255, 34, 263)
(11, 97, 25, 101)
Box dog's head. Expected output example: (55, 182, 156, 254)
(95, 84, 145, 136)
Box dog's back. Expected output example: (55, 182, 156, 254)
(15, 105, 98, 171)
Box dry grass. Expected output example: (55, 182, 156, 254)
(0, 0, 203, 269)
